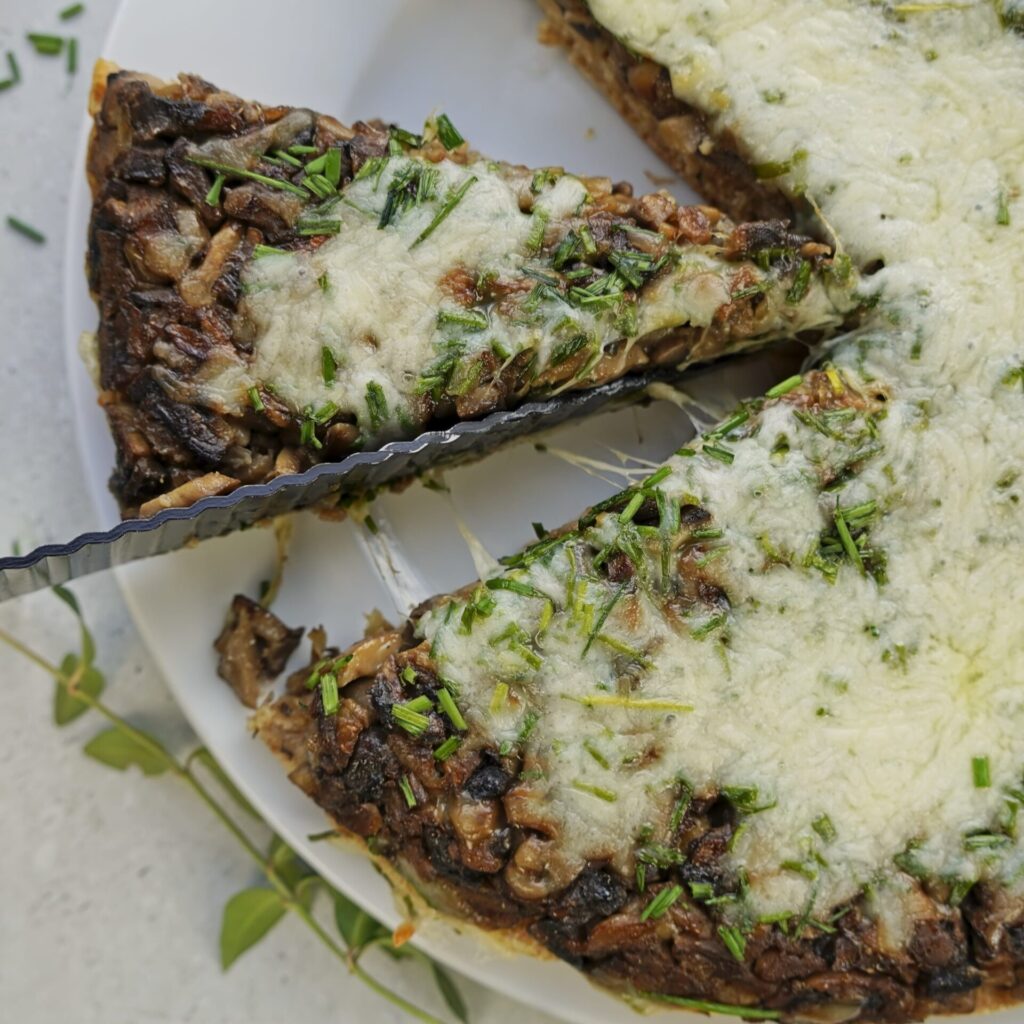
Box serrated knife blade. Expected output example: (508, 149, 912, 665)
(0, 367, 691, 602)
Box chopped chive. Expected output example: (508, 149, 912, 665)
(365, 380, 388, 431)
(411, 175, 476, 248)
(398, 775, 417, 808)
(640, 992, 780, 1021)
(833, 508, 866, 575)
(303, 152, 328, 175)
(703, 444, 735, 465)
(525, 208, 550, 254)
(392, 702, 431, 737)
(402, 694, 434, 714)
(313, 401, 339, 427)
(435, 113, 464, 150)
(596, 634, 653, 668)
(485, 577, 548, 600)
(319, 673, 339, 715)
(324, 147, 342, 188)
(691, 527, 724, 540)
(6, 216, 45, 244)
(618, 492, 645, 524)
(583, 738, 610, 770)
(997, 190, 1011, 226)
(690, 613, 727, 640)
(321, 346, 337, 386)
(766, 374, 803, 398)
(786, 259, 812, 304)
(708, 409, 750, 438)
(571, 779, 617, 802)
(204, 173, 226, 206)
(642, 466, 671, 488)
(434, 736, 461, 761)
(640, 884, 683, 921)
(436, 686, 467, 731)
(288, 144, 318, 155)
(272, 148, 303, 168)
(489, 682, 509, 714)
(972, 756, 992, 788)
(582, 582, 627, 657)
(26, 33, 63, 55)
(963, 832, 1011, 851)
(718, 925, 747, 961)
(561, 694, 693, 713)
(400, 665, 417, 685)
(59, 2, 85, 19)
(812, 813, 837, 843)
(512, 710, 539, 747)
(247, 386, 264, 412)
(66, 37, 77, 75)
(185, 154, 308, 197)
(317, 272, 330, 292)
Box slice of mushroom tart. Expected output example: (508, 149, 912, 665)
(84, 64, 853, 519)
(252, 1, 1024, 1021)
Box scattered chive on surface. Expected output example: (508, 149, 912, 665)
(247, 386, 264, 412)
(718, 925, 747, 962)
(433, 736, 461, 761)
(435, 113, 464, 150)
(766, 374, 803, 398)
(571, 780, 617, 802)
(185, 154, 309, 198)
(972, 755, 991, 788)
(66, 36, 77, 75)
(26, 33, 63, 56)
(640, 884, 683, 922)
(319, 673, 339, 716)
(641, 993, 781, 1021)
(204, 172, 225, 206)
(436, 686, 467, 731)
(6, 216, 45, 244)
(398, 775, 417, 809)
(59, 2, 85, 19)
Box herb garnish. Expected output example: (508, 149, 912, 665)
(185, 154, 308, 198)
(59, 3, 85, 18)
(718, 925, 746, 962)
(434, 113, 465, 151)
(27, 33, 64, 55)
(640, 884, 683, 921)
(321, 347, 337, 386)
(571, 779, 618, 802)
(562, 694, 694, 713)
(365, 381, 388, 431)
(205, 173, 226, 206)
(6, 216, 45, 244)
(410, 175, 476, 248)
(972, 755, 992, 789)
(436, 686, 467, 731)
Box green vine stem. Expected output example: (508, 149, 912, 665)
(0, 623, 454, 1024)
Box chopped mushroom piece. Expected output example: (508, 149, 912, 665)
(214, 594, 303, 708)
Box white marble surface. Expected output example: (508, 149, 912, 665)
(0, 4, 561, 1021)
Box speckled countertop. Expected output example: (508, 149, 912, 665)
(0, 4, 559, 1021)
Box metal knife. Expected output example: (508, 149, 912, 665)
(0, 367, 690, 602)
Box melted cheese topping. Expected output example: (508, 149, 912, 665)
(421, 0, 1024, 923)
(211, 156, 846, 433)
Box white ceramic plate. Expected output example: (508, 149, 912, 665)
(64, 4, 1014, 1024)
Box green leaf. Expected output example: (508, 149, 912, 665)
(334, 890, 387, 950)
(83, 727, 171, 776)
(52, 584, 96, 667)
(430, 961, 469, 1023)
(53, 653, 105, 725)
(190, 748, 259, 818)
(220, 888, 287, 969)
